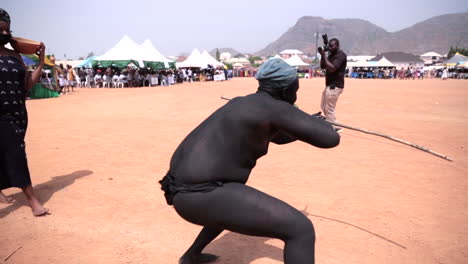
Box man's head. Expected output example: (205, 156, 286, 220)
(329, 38, 340, 54)
(256, 58, 299, 104)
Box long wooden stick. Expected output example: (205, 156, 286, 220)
(4, 246, 22, 262)
(220, 96, 452, 161)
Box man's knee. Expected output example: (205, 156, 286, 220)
(284, 215, 315, 242)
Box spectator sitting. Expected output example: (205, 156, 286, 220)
(112, 72, 119, 88)
(94, 70, 103, 87)
(118, 71, 128, 87)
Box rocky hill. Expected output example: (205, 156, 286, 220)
(255, 13, 468, 56)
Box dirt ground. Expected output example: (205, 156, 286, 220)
(1, 77, 467, 264)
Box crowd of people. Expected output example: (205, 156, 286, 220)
(36, 62, 466, 96)
(347, 66, 467, 80)
(41, 64, 234, 94)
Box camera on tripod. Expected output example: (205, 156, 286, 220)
(317, 34, 329, 53)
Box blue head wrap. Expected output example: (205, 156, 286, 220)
(256, 58, 297, 89)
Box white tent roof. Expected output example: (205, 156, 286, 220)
(139, 39, 173, 67)
(272, 54, 284, 60)
(348, 56, 395, 67)
(371, 56, 395, 67)
(176, 49, 225, 68)
(201, 50, 224, 68)
(94, 35, 175, 68)
(95, 35, 141, 62)
(177, 49, 208, 68)
(279, 49, 304, 55)
(347, 60, 368, 67)
(420, 52, 443, 57)
(285, 54, 309, 67)
(347, 55, 375, 62)
(140, 39, 169, 61)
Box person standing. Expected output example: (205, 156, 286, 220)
(441, 67, 448, 80)
(0, 8, 49, 216)
(319, 38, 347, 132)
(66, 64, 75, 92)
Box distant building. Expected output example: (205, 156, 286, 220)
(370, 52, 424, 69)
(420, 52, 444, 65)
(219, 52, 232, 61)
(279, 49, 305, 59)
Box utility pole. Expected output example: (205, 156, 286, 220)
(314, 32, 319, 64)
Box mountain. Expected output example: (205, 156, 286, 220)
(372, 13, 468, 55)
(255, 13, 468, 56)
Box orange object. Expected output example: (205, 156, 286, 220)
(10, 37, 41, 54)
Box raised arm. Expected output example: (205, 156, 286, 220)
(24, 43, 45, 91)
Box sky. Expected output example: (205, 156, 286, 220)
(3, 0, 467, 59)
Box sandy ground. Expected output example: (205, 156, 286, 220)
(0, 77, 467, 264)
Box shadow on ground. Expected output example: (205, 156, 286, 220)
(0, 170, 93, 218)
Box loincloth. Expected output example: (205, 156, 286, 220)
(159, 171, 223, 205)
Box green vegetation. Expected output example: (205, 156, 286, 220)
(248, 56, 262, 68)
(447, 47, 468, 59)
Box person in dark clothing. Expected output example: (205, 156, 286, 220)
(160, 58, 340, 264)
(0, 8, 49, 216)
(319, 38, 347, 132)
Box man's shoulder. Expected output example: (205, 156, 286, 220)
(233, 93, 282, 108)
(338, 50, 347, 58)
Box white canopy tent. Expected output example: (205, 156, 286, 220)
(285, 54, 309, 67)
(420, 52, 443, 58)
(348, 56, 395, 68)
(369, 56, 395, 67)
(177, 49, 205, 68)
(177, 49, 209, 68)
(93, 35, 173, 69)
(279, 49, 304, 56)
(139, 39, 173, 69)
(93, 35, 143, 68)
(201, 50, 224, 68)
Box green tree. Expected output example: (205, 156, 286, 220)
(216, 48, 220, 61)
(447, 46, 468, 59)
(248, 56, 262, 65)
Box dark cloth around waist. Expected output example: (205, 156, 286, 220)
(159, 171, 223, 205)
(0, 121, 31, 190)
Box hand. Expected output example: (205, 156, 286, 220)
(312, 111, 326, 120)
(318, 47, 325, 56)
(36, 42, 46, 65)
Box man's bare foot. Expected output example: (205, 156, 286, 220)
(179, 253, 218, 264)
(32, 207, 50, 217)
(0, 192, 14, 204)
(29, 198, 50, 216)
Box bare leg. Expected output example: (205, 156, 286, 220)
(179, 227, 222, 264)
(0, 190, 14, 203)
(21, 185, 49, 216)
